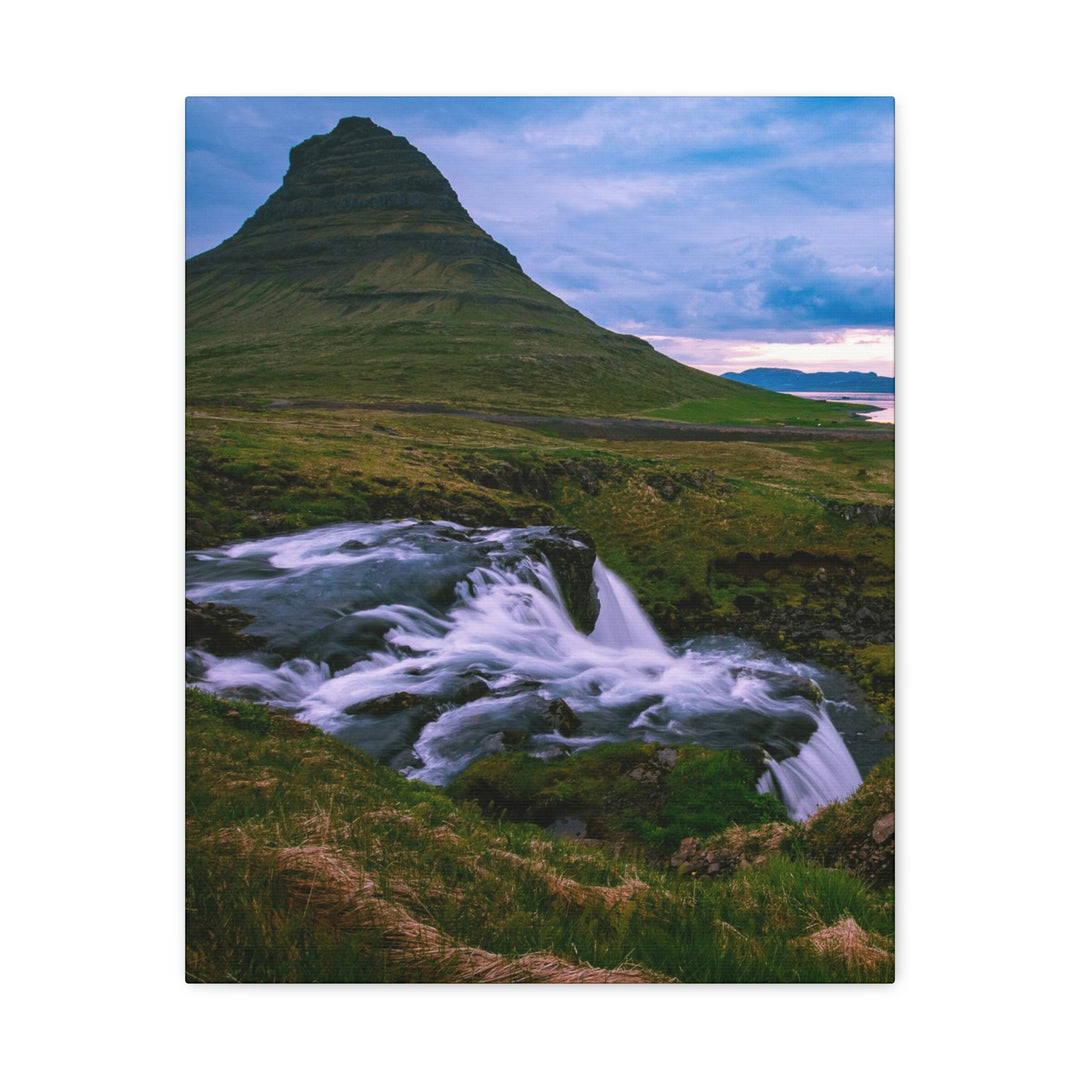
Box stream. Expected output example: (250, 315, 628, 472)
(186, 520, 886, 820)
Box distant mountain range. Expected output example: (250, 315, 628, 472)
(723, 369, 894, 393)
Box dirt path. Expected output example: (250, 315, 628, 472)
(260, 399, 895, 443)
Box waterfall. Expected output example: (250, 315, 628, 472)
(755, 715, 863, 821)
(186, 521, 874, 820)
(590, 561, 670, 654)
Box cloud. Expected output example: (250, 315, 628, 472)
(186, 97, 894, 358)
(641, 329, 895, 376)
(526, 231, 893, 339)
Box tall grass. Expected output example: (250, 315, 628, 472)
(186, 691, 893, 983)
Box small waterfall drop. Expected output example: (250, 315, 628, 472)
(589, 561, 670, 654)
(186, 521, 878, 821)
(755, 716, 863, 821)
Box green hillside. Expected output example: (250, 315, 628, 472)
(187, 689, 894, 983)
(187, 117, 864, 425)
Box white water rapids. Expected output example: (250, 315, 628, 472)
(186, 521, 870, 820)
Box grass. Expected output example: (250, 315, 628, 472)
(797, 757, 895, 872)
(186, 689, 893, 983)
(188, 216, 875, 424)
(186, 405, 892, 600)
(446, 742, 788, 853)
(646, 393, 872, 428)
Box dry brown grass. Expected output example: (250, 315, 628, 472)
(264, 841, 668, 983)
(490, 849, 649, 912)
(717, 821, 795, 866)
(807, 918, 892, 970)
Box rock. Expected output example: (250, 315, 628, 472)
(187, 517, 215, 540)
(521, 466, 551, 500)
(494, 679, 542, 695)
(669, 837, 739, 878)
(185, 599, 267, 656)
(670, 837, 700, 869)
(564, 463, 599, 495)
(734, 670, 824, 706)
(833, 814, 895, 888)
(448, 676, 492, 704)
(821, 501, 895, 526)
(647, 474, 680, 501)
(656, 748, 678, 768)
(545, 698, 581, 737)
(389, 748, 422, 773)
(708, 850, 739, 876)
(872, 812, 895, 844)
(348, 691, 422, 716)
(524, 528, 600, 633)
(548, 817, 588, 840)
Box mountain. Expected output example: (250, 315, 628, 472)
(723, 369, 894, 393)
(187, 117, 770, 415)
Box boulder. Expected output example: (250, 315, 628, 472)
(872, 812, 895, 844)
(545, 698, 582, 737)
(669, 837, 739, 878)
(523, 528, 600, 633)
(548, 817, 588, 840)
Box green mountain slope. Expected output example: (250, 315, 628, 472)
(187, 117, 854, 422)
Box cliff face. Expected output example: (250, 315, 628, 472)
(186, 117, 749, 413)
(251, 116, 483, 229)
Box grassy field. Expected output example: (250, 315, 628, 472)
(646, 393, 877, 427)
(187, 404, 892, 626)
(187, 690, 894, 983)
(186, 406, 892, 557)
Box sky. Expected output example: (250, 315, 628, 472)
(186, 97, 894, 376)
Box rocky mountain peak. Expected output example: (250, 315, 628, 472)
(232, 115, 493, 243)
(192, 115, 522, 282)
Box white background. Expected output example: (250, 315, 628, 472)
(3, 2, 1073, 1075)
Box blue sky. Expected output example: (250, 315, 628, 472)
(187, 97, 894, 375)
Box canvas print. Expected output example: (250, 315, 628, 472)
(185, 97, 895, 983)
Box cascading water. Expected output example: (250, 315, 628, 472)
(590, 561, 669, 654)
(186, 521, 878, 820)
